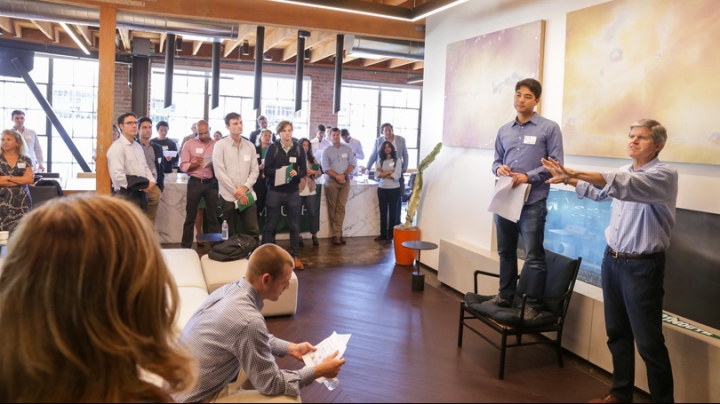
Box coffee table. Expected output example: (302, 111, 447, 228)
(401, 241, 438, 292)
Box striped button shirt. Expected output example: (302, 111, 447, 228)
(173, 279, 315, 402)
(575, 157, 678, 254)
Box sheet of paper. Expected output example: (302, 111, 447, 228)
(302, 331, 351, 384)
(163, 150, 178, 158)
(487, 176, 532, 222)
(202, 156, 213, 168)
(274, 165, 289, 186)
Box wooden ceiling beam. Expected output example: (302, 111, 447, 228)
(118, 28, 131, 50)
(14, 21, 23, 38)
(411, 61, 424, 70)
(388, 58, 414, 69)
(53, 25, 62, 43)
(283, 30, 335, 61)
(263, 27, 293, 53)
(42, 0, 424, 41)
(223, 24, 255, 57)
(363, 57, 390, 67)
(74, 24, 92, 46)
(0, 17, 14, 35)
(192, 40, 203, 56)
(309, 38, 338, 63)
(159, 32, 166, 53)
(31, 20, 54, 40)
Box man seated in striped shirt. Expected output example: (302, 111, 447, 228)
(541, 119, 677, 404)
(173, 244, 345, 403)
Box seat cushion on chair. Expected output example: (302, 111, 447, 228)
(464, 292, 494, 305)
(467, 303, 558, 328)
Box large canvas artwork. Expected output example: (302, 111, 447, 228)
(563, 0, 720, 165)
(442, 21, 545, 149)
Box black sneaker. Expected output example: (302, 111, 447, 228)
(299, 237, 304, 247)
(374, 235, 387, 241)
(523, 306, 542, 321)
(312, 235, 319, 246)
(480, 295, 511, 307)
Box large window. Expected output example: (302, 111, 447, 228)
(150, 67, 311, 143)
(338, 83, 421, 170)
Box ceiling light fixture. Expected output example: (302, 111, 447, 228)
(59, 22, 90, 55)
(270, 0, 467, 22)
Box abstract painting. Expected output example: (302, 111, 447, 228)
(443, 21, 545, 149)
(563, 0, 720, 165)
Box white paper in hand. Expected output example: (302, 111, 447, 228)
(302, 331, 351, 384)
(163, 150, 178, 158)
(487, 176, 531, 222)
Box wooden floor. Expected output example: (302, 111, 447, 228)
(173, 236, 651, 403)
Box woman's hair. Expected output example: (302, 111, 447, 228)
(299, 137, 315, 164)
(0, 195, 196, 402)
(379, 140, 397, 161)
(275, 120, 293, 135)
(1, 129, 27, 157)
(256, 129, 273, 147)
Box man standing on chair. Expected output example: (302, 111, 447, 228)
(478, 78, 564, 321)
(321, 128, 356, 246)
(213, 113, 260, 240)
(180, 120, 219, 248)
(542, 119, 676, 404)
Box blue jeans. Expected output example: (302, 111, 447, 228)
(602, 250, 674, 403)
(494, 199, 547, 308)
(262, 190, 301, 257)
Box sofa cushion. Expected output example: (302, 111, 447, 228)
(162, 249, 208, 292)
(175, 286, 210, 332)
(200, 255, 298, 317)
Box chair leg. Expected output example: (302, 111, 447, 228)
(516, 334, 522, 345)
(499, 334, 507, 380)
(556, 334, 564, 368)
(457, 302, 465, 347)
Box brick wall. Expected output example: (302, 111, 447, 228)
(143, 57, 413, 136)
(113, 63, 132, 124)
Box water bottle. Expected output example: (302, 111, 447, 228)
(221, 220, 229, 240)
(323, 378, 340, 391)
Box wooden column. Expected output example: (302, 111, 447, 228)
(95, 6, 116, 195)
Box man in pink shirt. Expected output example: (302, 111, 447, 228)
(180, 120, 218, 248)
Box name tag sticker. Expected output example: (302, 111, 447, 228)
(195, 148, 204, 154)
(17, 162, 26, 169)
(158, 157, 162, 164)
(256, 153, 260, 158)
(523, 136, 537, 145)
(162, 145, 169, 150)
(289, 157, 297, 163)
(389, 162, 395, 167)
(341, 153, 348, 158)
(243, 155, 251, 161)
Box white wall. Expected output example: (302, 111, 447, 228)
(417, 0, 720, 271)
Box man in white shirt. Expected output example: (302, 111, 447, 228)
(340, 129, 364, 175)
(107, 112, 156, 211)
(213, 112, 260, 239)
(11, 110, 44, 171)
(311, 124, 331, 165)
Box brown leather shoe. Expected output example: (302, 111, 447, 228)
(293, 257, 304, 270)
(332, 236, 342, 245)
(340, 236, 347, 245)
(588, 393, 626, 403)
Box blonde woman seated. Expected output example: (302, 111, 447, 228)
(0, 195, 196, 402)
(0, 129, 34, 232)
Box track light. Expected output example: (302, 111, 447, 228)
(59, 22, 90, 55)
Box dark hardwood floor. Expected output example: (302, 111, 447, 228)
(168, 236, 651, 403)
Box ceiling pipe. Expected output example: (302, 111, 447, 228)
(295, 30, 310, 112)
(211, 41, 220, 110)
(164, 34, 175, 109)
(253, 26, 265, 111)
(333, 34, 343, 114)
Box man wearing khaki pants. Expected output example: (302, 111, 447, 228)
(321, 128, 356, 245)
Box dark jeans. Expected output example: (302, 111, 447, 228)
(262, 190, 301, 257)
(300, 193, 319, 235)
(221, 196, 260, 239)
(494, 199, 547, 308)
(602, 250, 674, 403)
(182, 178, 220, 248)
(378, 187, 400, 238)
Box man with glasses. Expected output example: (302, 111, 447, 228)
(107, 112, 156, 211)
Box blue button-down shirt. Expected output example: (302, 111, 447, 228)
(321, 143, 357, 177)
(492, 112, 564, 205)
(173, 278, 315, 402)
(575, 157, 678, 254)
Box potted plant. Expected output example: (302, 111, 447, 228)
(394, 142, 442, 265)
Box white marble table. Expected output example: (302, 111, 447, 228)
(155, 176, 381, 243)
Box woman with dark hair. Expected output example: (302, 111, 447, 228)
(298, 137, 321, 247)
(374, 140, 402, 242)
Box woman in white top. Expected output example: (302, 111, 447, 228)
(374, 141, 403, 242)
(299, 138, 322, 246)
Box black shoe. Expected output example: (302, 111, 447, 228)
(523, 306, 542, 321)
(312, 235, 319, 246)
(480, 295, 511, 307)
(374, 235, 387, 241)
(299, 237, 304, 247)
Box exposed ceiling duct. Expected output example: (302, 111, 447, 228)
(0, 0, 239, 40)
(344, 35, 424, 61)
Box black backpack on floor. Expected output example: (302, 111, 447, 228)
(208, 234, 258, 262)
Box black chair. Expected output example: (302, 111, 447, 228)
(457, 251, 582, 379)
(29, 185, 61, 209)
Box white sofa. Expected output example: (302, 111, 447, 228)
(161, 249, 299, 331)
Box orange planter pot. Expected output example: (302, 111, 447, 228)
(393, 226, 420, 265)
